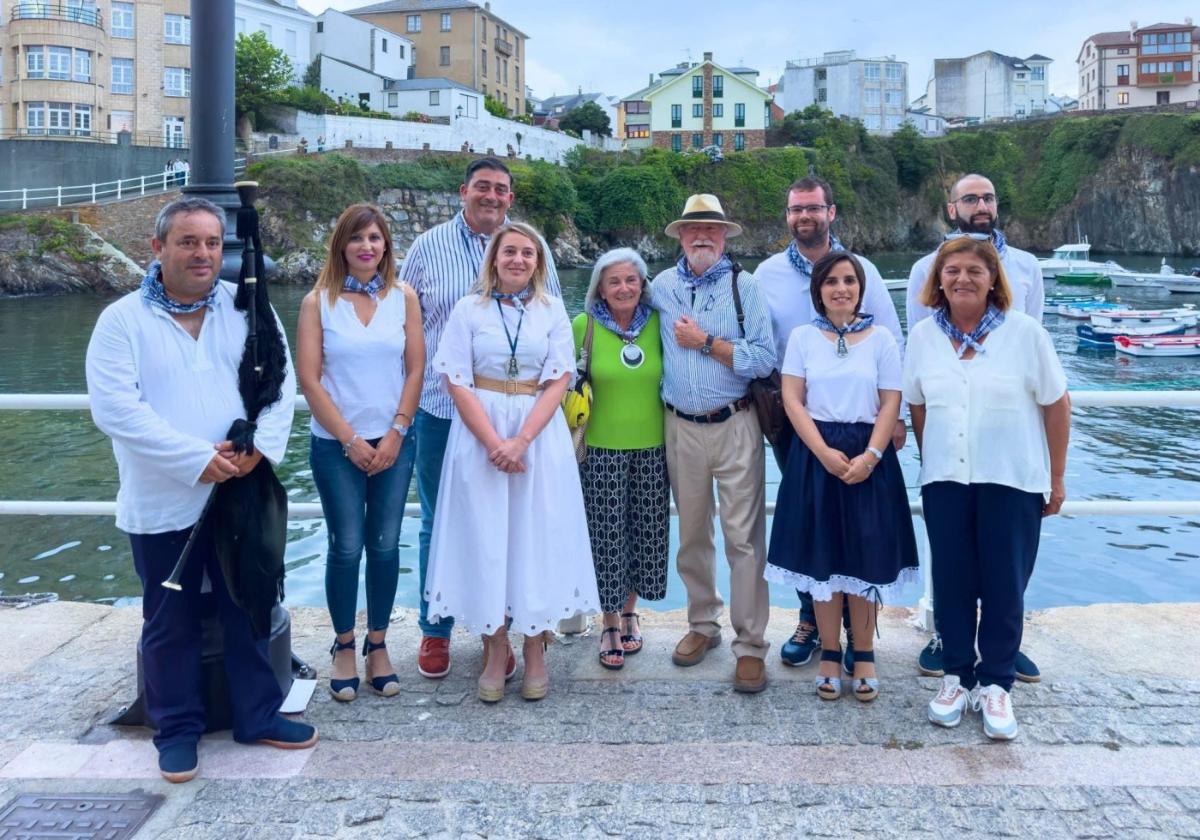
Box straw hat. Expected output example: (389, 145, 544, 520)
(664, 193, 743, 238)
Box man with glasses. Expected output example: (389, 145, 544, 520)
(905, 172, 1045, 683)
(756, 176, 906, 671)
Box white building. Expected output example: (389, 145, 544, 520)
(235, 0, 316, 83)
(905, 109, 946, 137)
(777, 51, 909, 135)
(383, 78, 481, 122)
(1077, 20, 1199, 111)
(924, 51, 1052, 122)
(310, 8, 413, 111)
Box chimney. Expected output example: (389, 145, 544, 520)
(649, 73, 654, 86)
(703, 51, 713, 62)
(578, 85, 582, 95)
(1130, 20, 1138, 37)
(1186, 16, 1194, 26)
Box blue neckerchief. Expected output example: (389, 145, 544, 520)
(676, 253, 733, 290)
(590, 300, 652, 341)
(343, 273, 384, 299)
(455, 210, 511, 251)
(139, 260, 218, 314)
(934, 304, 1006, 359)
(491, 284, 531, 313)
(991, 229, 1008, 258)
(785, 234, 846, 280)
(812, 313, 875, 357)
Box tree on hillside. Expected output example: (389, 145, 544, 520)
(235, 32, 294, 126)
(303, 55, 321, 89)
(560, 101, 612, 138)
(484, 95, 509, 118)
(889, 121, 935, 190)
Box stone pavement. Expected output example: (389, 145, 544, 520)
(0, 601, 1197, 838)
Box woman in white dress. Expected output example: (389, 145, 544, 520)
(424, 222, 600, 703)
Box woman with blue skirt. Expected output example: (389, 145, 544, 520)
(765, 251, 918, 702)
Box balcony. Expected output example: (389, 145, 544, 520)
(494, 37, 512, 57)
(10, 2, 102, 28)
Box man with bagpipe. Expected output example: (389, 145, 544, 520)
(86, 195, 317, 783)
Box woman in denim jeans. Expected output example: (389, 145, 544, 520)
(297, 204, 425, 701)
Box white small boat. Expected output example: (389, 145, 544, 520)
(1161, 276, 1200, 294)
(1089, 306, 1197, 330)
(1114, 334, 1200, 357)
(1105, 258, 1174, 288)
(1038, 239, 1126, 278)
(1059, 301, 1118, 319)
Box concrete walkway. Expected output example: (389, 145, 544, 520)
(0, 601, 1197, 838)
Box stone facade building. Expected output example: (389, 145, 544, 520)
(0, 0, 192, 145)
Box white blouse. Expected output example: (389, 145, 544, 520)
(311, 287, 407, 441)
(782, 325, 901, 424)
(902, 311, 1067, 494)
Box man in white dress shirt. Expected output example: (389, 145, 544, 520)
(86, 198, 314, 784)
(755, 176, 907, 670)
(905, 173, 1047, 684)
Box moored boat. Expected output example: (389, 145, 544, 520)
(1113, 334, 1200, 357)
(1054, 271, 1109, 286)
(1059, 301, 1118, 319)
(1046, 293, 1106, 306)
(1105, 258, 1175, 289)
(1076, 323, 1189, 346)
(1161, 276, 1200, 294)
(1038, 239, 1126, 278)
(1090, 306, 1198, 330)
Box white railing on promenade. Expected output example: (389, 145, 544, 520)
(0, 146, 303, 211)
(2, 389, 1198, 629)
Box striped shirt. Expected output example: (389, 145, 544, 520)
(650, 262, 776, 414)
(399, 210, 560, 419)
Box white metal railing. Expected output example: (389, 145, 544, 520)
(2, 390, 1199, 628)
(0, 146, 304, 210)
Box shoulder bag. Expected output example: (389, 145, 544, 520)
(730, 264, 787, 448)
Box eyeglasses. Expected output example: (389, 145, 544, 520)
(787, 204, 831, 216)
(953, 193, 998, 207)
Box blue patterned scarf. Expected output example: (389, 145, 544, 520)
(676, 253, 732, 290)
(491, 284, 531, 312)
(591, 300, 652, 341)
(139, 260, 218, 314)
(934, 304, 1006, 359)
(343, 273, 384, 299)
(812, 313, 875, 357)
(785, 234, 846, 280)
(991, 229, 1009, 258)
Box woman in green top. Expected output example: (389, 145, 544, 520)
(573, 248, 669, 671)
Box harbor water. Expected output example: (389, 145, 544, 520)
(1, 252, 1198, 612)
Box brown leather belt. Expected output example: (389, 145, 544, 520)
(665, 396, 751, 424)
(474, 374, 544, 396)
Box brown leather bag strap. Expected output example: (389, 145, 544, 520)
(729, 262, 746, 338)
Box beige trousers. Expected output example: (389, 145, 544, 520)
(665, 407, 769, 659)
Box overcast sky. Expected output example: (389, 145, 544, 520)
(297, 1, 1199, 102)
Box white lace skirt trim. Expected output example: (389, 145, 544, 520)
(425, 606, 598, 638)
(763, 564, 921, 604)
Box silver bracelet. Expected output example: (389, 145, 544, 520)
(342, 433, 361, 457)
(866, 446, 884, 461)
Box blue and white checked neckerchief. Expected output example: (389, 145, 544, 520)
(786, 234, 846, 280)
(934, 304, 1006, 358)
(591, 300, 652, 341)
(812, 314, 875, 357)
(491, 284, 531, 312)
(140, 260, 218, 314)
(676, 253, 733, 290)
(990, 229, 1009, 258)
(342, 273, 384, 298)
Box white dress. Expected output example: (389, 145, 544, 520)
(424, 293, 600, 635)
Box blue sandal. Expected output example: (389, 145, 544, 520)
(815, 648, 843, 700)
(328, 637, 359, 702)
(363, 638, 400, 697)
(852, 649, 879, 702)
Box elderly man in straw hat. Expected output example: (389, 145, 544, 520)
(649, 193, 777, 693)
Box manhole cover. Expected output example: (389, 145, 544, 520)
(0, 792, 162, 839)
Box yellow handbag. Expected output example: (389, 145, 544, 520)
(562, 315, 594, 463)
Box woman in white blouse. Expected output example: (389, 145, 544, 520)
(765, 252, 918, 703)
(904, 235, 1070, 741)
(297, 204, 424, 702)
(423, 222, 600, 703)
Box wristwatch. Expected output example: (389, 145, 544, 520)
(866, 446, 884, 461)
(700, 334, 715, 356)
(391, 422, 409, 437)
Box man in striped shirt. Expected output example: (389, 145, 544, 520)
(650, 194, 777, 694)
(399, 157, 560, 680)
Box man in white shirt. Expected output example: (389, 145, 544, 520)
(755, 176, 907, 670)
(86, 198, 314, 784)
(905, 173, 1046, 684)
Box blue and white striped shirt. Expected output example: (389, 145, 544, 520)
(650, 262, 776, 414)
(399, 211, 560, 419)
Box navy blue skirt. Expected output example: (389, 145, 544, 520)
(765, 420, 919, 602)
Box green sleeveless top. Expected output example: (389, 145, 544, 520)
(572, 310, 665, 450)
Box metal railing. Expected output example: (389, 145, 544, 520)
(10, 1, 102, 27)
(1, 128, 182, 147)
(2, 390, 1198, 628)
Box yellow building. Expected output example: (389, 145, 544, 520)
(1, 0, 192, 145)
(348, 0, 527, 115)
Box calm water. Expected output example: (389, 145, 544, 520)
(1, 252, 1198, 613)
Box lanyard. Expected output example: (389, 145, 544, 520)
(496, 299, 525, 378)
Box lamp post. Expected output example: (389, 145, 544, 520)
(456, 104, 464, 120)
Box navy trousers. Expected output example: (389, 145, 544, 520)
(922, 481, 1042, 692)
(129, 521, 282, 750)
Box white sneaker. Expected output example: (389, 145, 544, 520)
(977, 684, 1019, 740)
(928, 675, 974, 727)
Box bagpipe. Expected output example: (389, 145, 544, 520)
(162, 182, 290, 639)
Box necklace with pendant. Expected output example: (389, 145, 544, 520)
(620, 338, 645, 369)
(496, 299, 524, 379)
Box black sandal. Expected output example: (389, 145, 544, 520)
(620, 612, 643, 655)
(599, 627, 625, 671)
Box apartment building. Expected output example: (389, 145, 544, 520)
(777, 51, 909, 135)
(234, 0, 315, 83)
(620, 52, 771, 151)
(312, 8, 413, 112)
(347, 0, 528, 115)
(1078, 20, 1199, 110)
(924, 51, 1052, 122)
(0, 0, 192, 145)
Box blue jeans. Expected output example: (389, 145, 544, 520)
(310, 433, 415, 634)
(414, 409, 453, 638)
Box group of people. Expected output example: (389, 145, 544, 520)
(86, 157, 1070, 784)
(163, 157, 190, 187)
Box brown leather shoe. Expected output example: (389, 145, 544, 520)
(417, 636, 450, 679)
(734, 656, 767, 693)
(671, 631, 721, 667)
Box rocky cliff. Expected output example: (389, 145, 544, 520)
(0, 215, 142, 296)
